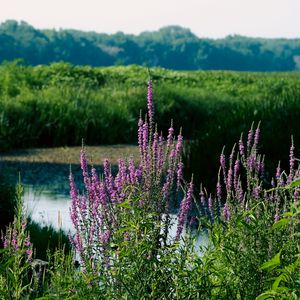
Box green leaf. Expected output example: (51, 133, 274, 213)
(272, 219, 289, 230)
(256, 292, 275, 300)
(289, 177, 300, 188)
(261, 251, 281, 270)
(272, 274, 284, 290)
(118, 199, 132, 209)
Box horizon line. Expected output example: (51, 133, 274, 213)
(1, 19, 300, 41)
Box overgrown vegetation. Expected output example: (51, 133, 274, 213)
(1, 61, 300, 187)
(0, 80, 299, 299)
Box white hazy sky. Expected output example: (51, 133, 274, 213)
(0, 0, 299, 38)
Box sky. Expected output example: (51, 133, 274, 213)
(0, 0, 299, 39)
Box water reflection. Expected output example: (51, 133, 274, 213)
(24, 184, 208, 250)
(24, 185, 73, 232)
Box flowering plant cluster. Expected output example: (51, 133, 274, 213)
(197, 123, 299, 225)
(69, 80, 193, 271)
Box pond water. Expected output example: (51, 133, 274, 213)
(1, 156, 208, 248)
(23, 183, 208, 249)
(24, 185, 73, 232)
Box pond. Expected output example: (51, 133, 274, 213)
(0, 146, 208, 248)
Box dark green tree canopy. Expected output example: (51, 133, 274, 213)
(1, 20, 300, 71)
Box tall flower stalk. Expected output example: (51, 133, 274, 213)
(202, 124, 299, 225)
(69, 79, 192, 271)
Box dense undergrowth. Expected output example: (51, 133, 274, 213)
(0, 77, 299, 299)
(1, 61, 300, 188)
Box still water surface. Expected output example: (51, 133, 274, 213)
(23, 182, 207, 248)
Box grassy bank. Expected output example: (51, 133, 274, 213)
(1, 61, 300, 187)
(1, 61, 300, 149)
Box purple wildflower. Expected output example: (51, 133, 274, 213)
(175, 133, 183, 157)
(233, 159, 239, 189)
(176, 180, 193, 239)
(142, 122, 149, 168)
(227, 168, 233, 191)
(147, 80, 154, 125)
(288, 138, 295, 183)
(220, 153, 226, 171)
(254, 126, 260, 148)
(252, 185, 260, 199)
(247, 127, 253, 150)
(236, 180, 244, 203)
(239, 138, 244, 157)
(152, 131, 159, 171)
(176, 162, 183, 192)
(216, 181, 221, 200)
(166, 125, 174, 153)
(276, 163, 281, 179)
(189, 216, 196, 226)
(138, 117, 144, 159)
(100, 230, 111, 245)
(222, 202, 231, 222)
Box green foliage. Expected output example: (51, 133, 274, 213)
(256, 203, 300, 300)
(0, 62, 300, 153)
(26, 219, 71, 261)
(1, 62, 300, 189)
(1, 20, 300, 71)
(0, 182, 33, 299)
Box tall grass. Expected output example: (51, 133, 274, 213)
(1, 61, 300, 149)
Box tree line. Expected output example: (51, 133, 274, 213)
(1, 20, 300, 71)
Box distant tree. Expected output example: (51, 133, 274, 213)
(0, 20, 299, 71)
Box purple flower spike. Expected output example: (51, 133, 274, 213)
(276, 163, 281, 179)
(239, 138, 244, 156)
(220, 153, 226, 171)
(254, 126, 260, 148)
(222, 202, 231, 222)
(175, 134, 183, 157)
(216, 181, 221, 200)
(227, 168, 233, 191)
(236, 180, 244, 203)
(147, 80, 154, 125)
(142, 122, 149, 167)
(138, 117, 144, 158)
(176, 162, 183, 192)
(233, 159, 239, 189)
(247, 127, 253, 150)
(157, 134, 164, 171)
(80, 149, 90, 190)
(252, 185, 260, 199)
(152, 131, 159, 170)
(289, 138, 295, 181)
(166, 126, 174, 152)
(176, 180, 193, 239)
